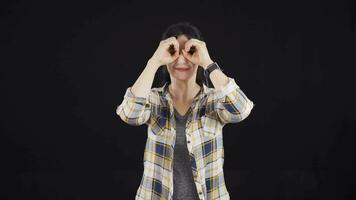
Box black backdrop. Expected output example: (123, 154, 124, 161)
(1, 0, 356, 199)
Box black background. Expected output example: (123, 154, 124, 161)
(1, 0, 356, 199)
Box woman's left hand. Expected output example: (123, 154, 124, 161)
(181, 38, 214, 69)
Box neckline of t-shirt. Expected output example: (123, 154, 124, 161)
(174, 107, 189, 119)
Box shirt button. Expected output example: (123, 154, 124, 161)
(199, 191, 203, 195)
(187, 140, 190, 143)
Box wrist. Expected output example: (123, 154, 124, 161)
(202, 59, 214, 69)
(148, 57, 161, 68)
(147, 58, 161, 70)
(204, 62, 222, 78)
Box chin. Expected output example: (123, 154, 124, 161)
(172, 73, 194, 81)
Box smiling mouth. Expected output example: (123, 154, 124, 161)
(174, 67, 190, 71)
(174, 65, 190, 70)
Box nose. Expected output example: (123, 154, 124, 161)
(176, 52, 187, 65)
(176, 48, 187, 61)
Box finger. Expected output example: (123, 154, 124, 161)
(165, 38, 178, 48)
(168, 44, 175, 55)
(174, 47, 180, 57)
(190, 39, 205, 49)
(170, 46, 180, 59)
(184, 40, 200, 52)
(172, 40, 179, 52)
(165, 36, 177, 42)
(167, 40, 179, 55)
(162, 37, 176, 46)
(182, 49, 188, 57)
(184, 40, 193, 52)
(171, 41, 180, 56)
(182, 49, 192, 60)
(190, 38, 204, 43)
(168, 37, 179, 45)
(173, 52, 180, 60)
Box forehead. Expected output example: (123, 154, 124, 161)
(176, 35, 189, 45)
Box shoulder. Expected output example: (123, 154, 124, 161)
(151, 87, 163, 94)
(202, 84, 216, 100)
(147, 86, 164, 105)
(149, 83, 216, 101)
(150, 86, 164, 97)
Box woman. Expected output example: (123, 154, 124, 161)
(116, 21, 255, 200)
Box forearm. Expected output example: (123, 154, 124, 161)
(207, 63, 230, 90)
(130, 58, 160, 98)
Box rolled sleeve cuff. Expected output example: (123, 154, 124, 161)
(124, 87, 149, 104)
(117, 87, 151, 114)
(213, 77, 240, 99)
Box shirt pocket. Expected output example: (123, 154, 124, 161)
(149, 112, 169, 136)
(201, 115, 219, 138)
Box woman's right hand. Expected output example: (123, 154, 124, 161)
(150, 37, 180, 66)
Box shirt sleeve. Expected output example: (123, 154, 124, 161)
(209, 77, 255, 126)
(116, 86, 152, 126)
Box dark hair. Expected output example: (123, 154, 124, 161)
(157, 21, 209, 88)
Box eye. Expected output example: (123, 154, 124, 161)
(168, 44, 176, 55)
(188, 46, 196, 55)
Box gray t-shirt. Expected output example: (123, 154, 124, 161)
(172, 107, 200, 200)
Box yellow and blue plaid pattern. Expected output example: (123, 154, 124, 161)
(116, 77, 255, 200)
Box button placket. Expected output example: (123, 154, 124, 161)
(197, 184, 204, 200)
(186, 127, 192, 152)
(193, 170, 204, 199)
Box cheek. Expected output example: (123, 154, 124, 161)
(167, 66, 174, 74)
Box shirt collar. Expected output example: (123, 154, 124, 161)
(161, 81, 208, 102)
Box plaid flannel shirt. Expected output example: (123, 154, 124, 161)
(116, 77, 255, 200)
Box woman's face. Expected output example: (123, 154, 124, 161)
(166, 35, 198, 82)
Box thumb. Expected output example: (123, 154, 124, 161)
(182, 49, 190, 59)
(172, 50, 179, 59)
(172, 51, 179, 58)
